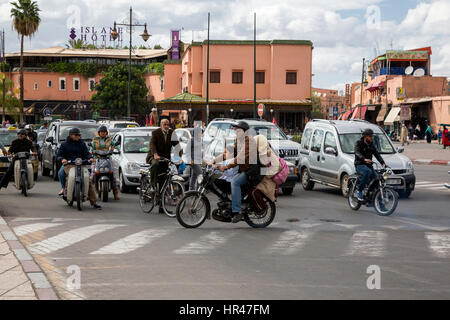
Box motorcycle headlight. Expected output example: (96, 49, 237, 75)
(75, 158, 82, 166)
(126, 162, 141, 174)
(197, 175, 203, 185)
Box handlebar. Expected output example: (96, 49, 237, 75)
(65, 158, 91, 166)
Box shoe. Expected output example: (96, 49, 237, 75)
(159, 207, 165, 214)
(231, 212, 243, 223)
(62, 195, 67, 202)
(113, 187, 120, 200)
(58, 189, 64, 196)
(356, 191, 364, 201)
(92, 203, 102, 209)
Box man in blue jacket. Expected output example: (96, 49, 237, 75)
(57, 128, 101, 209)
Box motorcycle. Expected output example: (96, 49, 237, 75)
(137, 157, 185, 217)
(12, 152, 35, 196)
(175, 165, 276, 228)
(347, 164, 399, 216)
(445, 171, 450, 189)
(65, 158, 91, 211)
(92, 150, 114, 202)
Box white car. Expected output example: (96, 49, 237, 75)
(99, 120, 140, 130)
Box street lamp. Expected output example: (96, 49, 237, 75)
(111, 7, 150, 119)
(188, 107, 192, 127)
(270, 109, 274, 122)
(230, 108, 234, 118)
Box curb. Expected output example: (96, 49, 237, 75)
(411, 159, 450, 166)
(0, 216, 59, 300)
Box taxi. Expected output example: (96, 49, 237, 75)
(0, 127, 39, 180)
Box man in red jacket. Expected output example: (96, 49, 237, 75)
(443, 126, 450, 149)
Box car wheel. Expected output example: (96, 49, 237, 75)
(52, 160, 59, 181)
(281, 187, 294, 195)
(41, 159, 50, 176)
(301, 168, 314, 190)
(119, 170, 129, 193)
(341, 173, 350, 197)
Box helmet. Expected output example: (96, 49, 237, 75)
(231, 121, 250, 131)
(98, 125, 108, 133)
(69, 128, 81, 136)
(25, 124, 31, 130)
(18, 129, 27, 135)
(362, 128, 374, 137)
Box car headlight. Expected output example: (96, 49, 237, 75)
(406, 161, 414, 173)
(197, 175, 203, 185)
(289, 166, 295, 175)
(126, 162, 141, 174)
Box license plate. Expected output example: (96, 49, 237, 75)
(387, 179, 402, 185)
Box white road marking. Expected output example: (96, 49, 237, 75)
(334, 224, 361, 230)
(28, 224, 124, 255)
(415, 183, 445, 188)
(174, 231, 234, 254)
(265, 230, 314, 255)
(380, 225, 404, 230)
(390, 217, 449, 232)
(297, 223, 322, 229)
(345, 231, 387, 257)
(90, 228, 173, 255)
(13, 223, 63, 237)
(415, 181, 433, 185)
(11, 217, 51, 222)
(425, 232, 450, 258)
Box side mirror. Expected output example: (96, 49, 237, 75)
(46, 137, 54, 143)
(397, 146, 404, 153)
(325, 147, 337, 156)
(115, 141, 121, 147)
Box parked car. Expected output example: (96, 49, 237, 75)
(111, 130, 152, 193)
(298, 119, 416, 198)
(41, 121, 99, 181)
(0, 127, 39, 181)
(36, 129, 47, 161)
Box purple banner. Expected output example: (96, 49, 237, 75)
(171, 30, 180, 60)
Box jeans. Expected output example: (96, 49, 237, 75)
(356, 165, 376, 192)
(189, 164, 202, 191)
(58, 165, 66, 189)
(231, 172, 248, 213)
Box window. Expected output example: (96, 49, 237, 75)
(286, 71, 297, 85)
(160, 76, 164, 92)
(256, 71, 265, 84)
(310, 129, 324, 152)
(33, 83, 38, 90)
(73, 78, 80, 91)
(88, 78, 95, 91)
(302, 128, 312, 150)
(232, 71, 243, 84)
(209, 71, 220, 83)
(323, 132, 337, 151)
(59, 78, 66, 91)
(47, 80, 52, 88)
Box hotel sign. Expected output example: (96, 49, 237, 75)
(69, 26, 124, 45)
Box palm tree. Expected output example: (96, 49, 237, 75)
(66, 39, 86, 49)
(10, 0, 41, 122)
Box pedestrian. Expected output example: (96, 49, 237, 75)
(425, 124, 432, 144)
(443, 126, 450, 150)
(400, 123, 409, 146)
(415, 123, 421, 140)
(1, 121, 5, 128)
(182, 126, 203, 191)
(438, 128, 443, 145)
(408, 124, 414, 142)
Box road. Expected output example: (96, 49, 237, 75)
(0, 165, 449, 299)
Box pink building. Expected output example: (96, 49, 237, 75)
(312, 87, 345, 119)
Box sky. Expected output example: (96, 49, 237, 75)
(0, 0, 449, 94)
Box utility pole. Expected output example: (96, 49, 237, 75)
(359, 57, 365, 119)
(253, 13, 257, 118)
(1, 30, 5, 123)
(206, 12, 210, 125)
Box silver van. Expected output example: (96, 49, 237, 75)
(298, 119, 415, 198)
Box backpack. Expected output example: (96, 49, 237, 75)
(271, 157, 289, 185)
(247, 187, 267, 212)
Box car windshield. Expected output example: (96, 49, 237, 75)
(249, 125, 288, 140)
(123, 136, 150, 153)
(339, 133, 395, 154)
(59, 126, 98, 141)
(0, 132, 16, 146)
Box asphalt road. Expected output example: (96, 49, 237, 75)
(0, 165, 449, 300)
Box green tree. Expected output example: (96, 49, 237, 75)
(66, 39, 87, 49)
(311, 95, 325, 119)
(153, 44, 163, 49)
(91, 62, 148, 117)
(1, 78, 22, 122)
(10, 0, 41, 123)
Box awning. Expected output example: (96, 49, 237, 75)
(365, 81, 385, 92)
(384, 107, 401, 125)
(342, 109, 353, 120)
(376, 106, 388, 122)
(351, 106, 367, 120)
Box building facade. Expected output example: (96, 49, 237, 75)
(312, 87, 345, 119)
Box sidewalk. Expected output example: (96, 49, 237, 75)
(0, 216, 58, 300)
(393, 141, 450, 166)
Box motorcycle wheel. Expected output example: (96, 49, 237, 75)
(75, 181, 82, 211)
(139, 177, 155, 213)
(373, 187, 398, 216)
(162, 181, 184, 218)
(245, 195, 276, 228)
(102, 181, 109, 202)
(347, 180, 361, 211)
(21, 172, 28, 197)
(176, 193, 209, 228)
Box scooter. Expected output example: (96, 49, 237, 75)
(92, 150, 114, 202)
(445, 171, 450, 189)
(12, 152, 34, 197)
(66, 158, 91, 211)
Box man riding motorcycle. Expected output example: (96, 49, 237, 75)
(57, 127, 102, 209)
(354, 128, 386, 201)
(0, 129, 37, 190)
(145, 118, 182, 213)
(25, 124, 37, 143)
(90, 125, 120, 200)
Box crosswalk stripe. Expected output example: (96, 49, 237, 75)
(415, 184, 444, 188)
(28, 224, 124, 255)
(344, 231, 387, 257)
(415, 181, 433, 185)
(174, 231, 234, 254)
(90, 229, 173, 255)
(13, 223, 63, 237)
(265, 230, 314, 255)
(425, 232, 450, 258)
